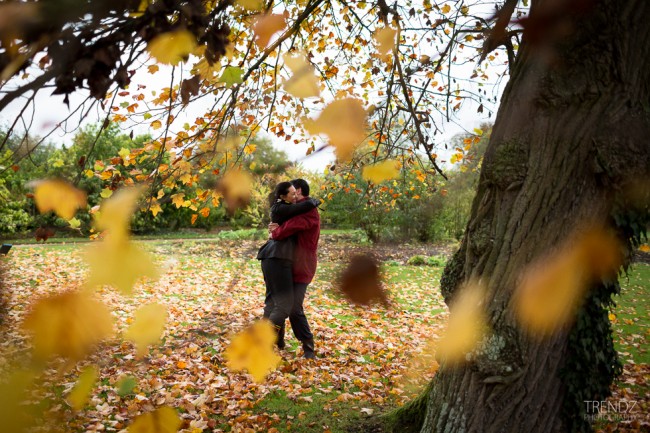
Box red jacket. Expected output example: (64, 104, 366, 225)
(271, 197, 320, 284)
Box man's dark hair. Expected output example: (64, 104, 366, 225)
(291, 178, 310, 197)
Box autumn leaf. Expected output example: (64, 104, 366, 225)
(513, 227, 623, 336)
(148, 199, 163, 217)
(0, 370, 37, 433)
(252, 13, 287, 49)
(32, 179, 87, 219)
(124, 303, 168, 357)
(640, 244, 650, 252)
(283, 52, 320, 98)
(219, 66, 243, 88)
(216, 169, 253, 213)
(94, 186, 144, 241)
(373, 27, 397, 59)
(147, 30, 197, 65)
(151, 119, 162, 130)
(128, 406, 181, 433)
(338, 254, 388, 306)
(67, 366, 99, 410)
(225, 320, 280, 382)
(116, 375, 138, 396)
(362, 159, 400, 183)
(243, 143, 257, 155)
(85, 240, 159, 295)
(302, 98, 368, 161)
(171, 193, 185, 208)
(236, 0, 264, 11)
(23, 291, 113, 360)
(436, 281, 488, 364)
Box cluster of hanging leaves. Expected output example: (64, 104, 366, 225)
(0, 0, 230, 100)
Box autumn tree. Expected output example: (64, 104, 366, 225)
(390, 1, 650, 432)
(1, 0, 648, 432)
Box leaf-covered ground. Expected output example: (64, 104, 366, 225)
(0, 238, 647, 432)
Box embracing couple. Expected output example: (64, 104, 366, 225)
(256, 179, 321, 359)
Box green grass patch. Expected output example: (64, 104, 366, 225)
(253, 389, 387, 433)
(613, 263, 650, 364)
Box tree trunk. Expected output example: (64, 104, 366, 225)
(404, 1, 650, 432)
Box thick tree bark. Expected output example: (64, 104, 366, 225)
(413, 1, 650, 432)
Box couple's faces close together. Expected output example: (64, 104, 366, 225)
(280, 186, 299, 203)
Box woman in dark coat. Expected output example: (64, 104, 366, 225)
(257, 181, 319, 349)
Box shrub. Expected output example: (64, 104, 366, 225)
(425, 255, 447, 267)
(407, 255, 426, 266)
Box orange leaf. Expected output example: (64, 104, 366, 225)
(302, 98, 367, 161)
(252, 13, 287, 49)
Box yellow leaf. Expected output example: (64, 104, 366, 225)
(0, 370, 37, 433)
(147, 64, 159, 74)
(100, 188, 113, 199)
(473, 128, 483, 136)
(236, 0, 264, 10)
(373, 27, 397, 58)
(225, 320, 280, 382)
(200, 207, 210, 217)
(68, 217, 81, 229)
(252, 13, 287, 49)
(149, 199, 163, 217)
(514, 227, 622, 336)
(362, 159, 400, 184)
(302, 98, 367, 161)
(192, 58, 221, 82)
(640, 244, 650, 252)
(608, 313, 616, 322)
(283, 52, 320, 98)
(23, 291, 113, 360)
(32, 179, 87, 220)
(171, 193, 185, 208)
(441, 4, 451, 14)
(85, 240, 159, 295)
(217, 170, 253, 212)
(243, 143, 257, 155)
(128, 406, 181, 433)
(435, 281, 487, 364)
(151, 119, 162, 130)
(147, 30, 197, 65)
(95, 186, 144, 241)
(124, 303, 168, 357)
(84, 169, 95, 178)
(67, 366, 99, 410)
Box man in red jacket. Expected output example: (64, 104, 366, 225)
(268, 178, 320, 359)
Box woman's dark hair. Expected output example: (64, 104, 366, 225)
(269, 181, 293, 206)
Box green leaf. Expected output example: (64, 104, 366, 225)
(219, 66, 244, 88)
(116, 376, 137, 397)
